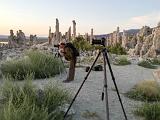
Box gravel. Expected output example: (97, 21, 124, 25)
(32, 64, 155, 120)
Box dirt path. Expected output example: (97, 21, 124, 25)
(32, 64, 154, 120)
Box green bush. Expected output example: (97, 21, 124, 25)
(138, 60, 157, 69)
(1, 50, 64, 80)
(151, 58, 160, 65)
(26, 50, 64, 79)
(113, 56, 131, 65)
(72, 36, 93, 52)
(1, 57, 33, 80)
(108, 43, 127, 55)
(80, 56, 103, 64)
(126, 80, 160, 101)
(0, 76, 70, 120)
(135, 103, 160, 120)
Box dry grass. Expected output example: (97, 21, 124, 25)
(126, 80, 160, 101)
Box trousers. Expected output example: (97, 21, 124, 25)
(67, 57, 76, 81)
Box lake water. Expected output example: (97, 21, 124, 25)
(0, 42, 8, 44)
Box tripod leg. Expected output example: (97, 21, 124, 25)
(104, 50, 128, 120)
(102, 52, 110, 120)
(64, 51, 102, 120)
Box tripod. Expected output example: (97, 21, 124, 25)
(54, 49, 67, 74)
(63, 47, 128, 120)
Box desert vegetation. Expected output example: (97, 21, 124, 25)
(126, 80, 160, 101)
(138, 60, 157, 69)
(107, 43, 127, 55)
(0, 75, 71, 120)
(1, 50, 64, 80)
(151, 58, 160, 65)
(72, 36, 93, 52)
(126, 80, 160, 120)
(113, 56, 131, 66)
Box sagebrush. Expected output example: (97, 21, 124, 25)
(1, 50, 64, 80)
(0, 76, 71, 120)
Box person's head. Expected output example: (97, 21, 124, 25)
(59, 42, 66, 49)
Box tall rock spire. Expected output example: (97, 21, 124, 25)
(72, 20, 76, 39)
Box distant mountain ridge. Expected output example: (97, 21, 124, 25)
(125, 29, 140, 35)
(0, 35, 8, 39)
(95, 29, 140, 39)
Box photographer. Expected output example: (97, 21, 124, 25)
(58, 42, 79, 83)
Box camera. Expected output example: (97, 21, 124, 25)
(92, 37, 106, 46)
(54, 44, 60, 48)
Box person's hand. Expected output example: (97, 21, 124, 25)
(59, 49, 64, 56)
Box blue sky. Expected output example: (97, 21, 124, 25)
(0, 0, 160, 36)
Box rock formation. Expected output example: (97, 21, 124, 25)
(8, 30, 18, 48)
(145, 25, 160, 57)
(48, 26, 52, 44)
(107, 22, 160, 58)
(90, 28, 94, 44)
(106, 27, 121, 46)
(30, 35, 37, 45)
(17, 30, 26, 45)
(127, 23, 160, 58)
(66, 27, 71, 42)
(48, 18, 62, 45)
(122, 30, 128, 48)
(72, 20, 76, 39)
(55, 18, 60, 43)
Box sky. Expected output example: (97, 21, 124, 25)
(0, 0, 160, 36)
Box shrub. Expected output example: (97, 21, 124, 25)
(151, 58, 160, 65)
(72, 36, 93, 52)
(1, 57, 33, 80)
(126, 80, 160, 101)
(0, 76, 70, 120)
(1, 50, 64, 80)
(138, 60, 157, 69)
(26, 50, 64, 79)
(135, 103, 160, 120)
(80, 56, 103, 64)
(108, 43, 127, 55)
(113, 56, 131, 65)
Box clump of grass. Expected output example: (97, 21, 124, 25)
(1, 50, 64, 80)
(135, 102, 160, 120)
(126, 80, 160, 101)
(81, 56, 103, 64)
(113, 56, 131, 65)
(151, 58, 160, 65)
(107, 43, 127, 55)
(82, 110, 100, 119)
(138, 60, 157, 69)
(0, 75, 71, 120)
(1, 57, 33, 80)
(26, 50, 64, 79)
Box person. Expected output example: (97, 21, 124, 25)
(59, 42, 79, 82)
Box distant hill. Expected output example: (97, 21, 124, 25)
(95, 29, 140, 39)
(0, 35, 8, 39)
(125, 29, 140, 35)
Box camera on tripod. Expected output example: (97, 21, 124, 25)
(92, 37, 106, 46)
(54, 44, 60, 48)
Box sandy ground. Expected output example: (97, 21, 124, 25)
(28, 64, 155, 120)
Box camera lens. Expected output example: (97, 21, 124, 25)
(92, 38, 106, 46)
